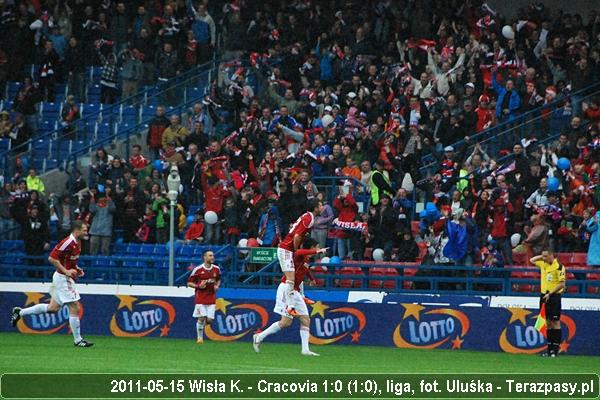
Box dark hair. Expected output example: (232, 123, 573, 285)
(306, 198, 321, 212)
(303, 237, 318, 249)
(132, 144, 141, 150)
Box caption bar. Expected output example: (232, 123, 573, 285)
(1, 373, 598, 399)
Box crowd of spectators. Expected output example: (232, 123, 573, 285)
(1, 0, 600, 273)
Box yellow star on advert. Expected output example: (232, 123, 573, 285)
(24, 292, 45, 306)
(506, 307, 531, 325)
(402, 303, 425, 321)
(310, 301, 329, 318)
(215, 298, 231, 314)
(116, 295, 137, 311)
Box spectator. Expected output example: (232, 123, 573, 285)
(368, 194, 397, 261)
(370, 159, 393, 206)
(64, 37, 85, 101)
(52, 193, 76, 240)
(185, 0, 216, 63)
(587, 211, 600, 267)
(0, 183, 19, 240)
(490, 197, 514, 265)
(120, 177, 146, 243)
(147, 106, 170, 158)
(119, 48, 143, 100)
(135, 204, 156, 244)
(25, 169, 44, 195)
(12, 77, 39, 134)
(0, 111, 12, 137)
(161, 115, 189, 150)
(96, 41, 119, 104)
(491, 68, 521, 122)
(89, 194, 116, 255)
(332, 187, 358, 260)
(185, 210, 205, 243)
(37, 40, 60, 102)
(156, 42, 180, 105)
(395, 229, 418, 263)
(151, 192, 170, 243)
(110, 2, 129, 55)
(311, 192, 334, 250)
(22, 205, 50, 267)
(8, 113, 32, 150)
(60, 95, 80, 139)
(256, 197, 282, 247)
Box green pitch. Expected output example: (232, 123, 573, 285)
(1, 333, 599, 374)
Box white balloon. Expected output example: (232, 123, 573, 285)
(373, 248, 384, 261)
(321, 114, 334, 128)
(502, 25, 514, 39)
(510, 233, 521, 248)
(238, 238, 248, 247)
(204, 211, 218, 225)
(487, 234, 493, 243)
(321, 257, 330, 264)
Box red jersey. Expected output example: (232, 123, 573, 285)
(188, 264, 221, 305)
(281, 249, 316, 290)
(49, 234, 81, 275)
(278, 212, 314, 251)
(475, 107, 494, 132)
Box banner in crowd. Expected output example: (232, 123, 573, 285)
(0, 284, 598, 356)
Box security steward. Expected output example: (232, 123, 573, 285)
(530, 251, 566, 357)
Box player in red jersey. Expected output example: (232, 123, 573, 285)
(255, 237, 327, 356)
(10, 221, 93, 347)
(187, 250, 221, 344)
(277, 198, 323, 316)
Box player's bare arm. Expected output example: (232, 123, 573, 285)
(48, 256, 76, 278)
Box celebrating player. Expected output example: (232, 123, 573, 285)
(277, 198, 323, 316)
(187, 250, 221, 344)
(254, 237, 327, 356)
(10, 221, 93, 347)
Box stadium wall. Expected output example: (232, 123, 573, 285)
(1, 283, 599, 356)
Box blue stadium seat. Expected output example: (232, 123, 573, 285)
(126, 244, 143, 254)
(92, 259, 117, 268)
(82, 103, 102, 118)
(141, 105, 156, 120)
(96, 123, 112, 141)
(32, 139, 50, 157)
(7, 82, 21, 98)
(0, 138, 11, 151)
(123, 261, 146, 268)
(179, 246, 195, 257)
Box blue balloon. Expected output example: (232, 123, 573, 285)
(425, 202, 437, 212)
(186, 215, 195, 225)
(329, 256, 342, 264)
(419, 210, 428, 218)
(557, 157, 571, 170)
(153, 159, 163, 171)
(548, 176, 560, 191)
(97, 184, 105, 193)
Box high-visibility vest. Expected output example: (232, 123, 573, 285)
(370, 170, 391, 206)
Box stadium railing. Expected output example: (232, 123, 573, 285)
(0, 58, 219, 176)
(6, 252, 597, 298)
(418, 80, 600, 178)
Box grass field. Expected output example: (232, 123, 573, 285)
(1, 332, 599, 375)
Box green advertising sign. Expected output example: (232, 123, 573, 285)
(249, 247, 277, 263)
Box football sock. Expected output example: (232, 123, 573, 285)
(300, 326, 310, 353)
(19, 303, 49, 316)
(547, 328, 561, 354)
(69, 316, 82, 343)
(257, 322, 281, 342)
(196, 320, 205, 340)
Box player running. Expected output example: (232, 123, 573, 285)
(254, 237, 327, 356)
(277, 198, 323, 316)
(187, 250, 221, 344)
(10, 221, 93, 347)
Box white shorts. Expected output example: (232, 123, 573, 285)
(277, 247, 294, 273)
(274, 282, 308, 319)
(192, 304, 216, 319)
(49, 272, 80, 306)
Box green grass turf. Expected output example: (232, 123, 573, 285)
(1, 332, 599, 374)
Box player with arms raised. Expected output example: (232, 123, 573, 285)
(277, 198, 323, 316)
(187, 250, 221, 344)
(254, 237, 327, 356)
(10, 221, 93, 347)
